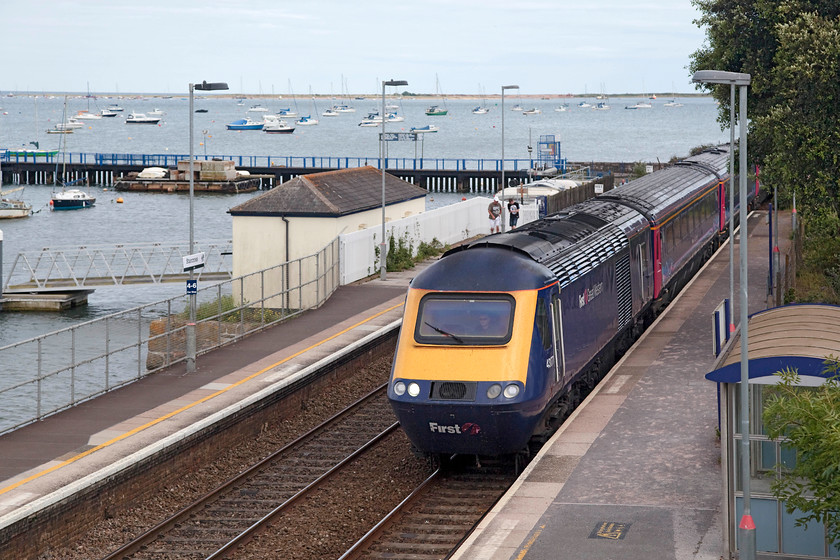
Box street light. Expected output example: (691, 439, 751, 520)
(500, 85, 519, 233)
(187, 80, 228, 373)
(692, 69, 753, 560)
(380, 79, 408, 280)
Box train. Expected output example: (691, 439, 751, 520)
(388, 145, 750, 461)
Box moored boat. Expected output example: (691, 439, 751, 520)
(50, 188, 96, 210)
(263, 115, 295, 134)
(425, 105, 447, 116)
(0, 187, 32, 219)
(295, 115, 319, 126)
(410, 125, 438, 133)
(126, 112, 162, 124)
(226, 117, 265, 130)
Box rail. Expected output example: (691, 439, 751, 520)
(0, 237, 340, 435)
(0, 150, 545, 172)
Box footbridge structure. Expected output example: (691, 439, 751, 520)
(2, 241, 233, 294)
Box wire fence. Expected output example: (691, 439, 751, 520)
(0, 238, 339, 435)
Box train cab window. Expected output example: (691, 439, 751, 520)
(414, 294, 515, 345)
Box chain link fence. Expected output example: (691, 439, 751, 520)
(0, 238, 339, 435)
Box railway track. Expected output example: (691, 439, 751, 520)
(102, 384, 398, 560)
(340, 460, 518, 560)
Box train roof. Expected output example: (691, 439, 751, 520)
(597, 146, 729, 224)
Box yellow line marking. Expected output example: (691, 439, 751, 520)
(515, 524, 546, 559)
(0, 302, 404, 497)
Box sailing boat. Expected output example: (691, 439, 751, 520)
(277, 79, 299, 118)
(296, 87, 320, 126)
(472, 84, 490, 114)
(0, 186, 32, 219)
(75, 82, 102, 120)
(51, 97, 96, 211)
(425, 74, 449, 116)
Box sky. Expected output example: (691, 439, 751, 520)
(2, 1, 709, 97)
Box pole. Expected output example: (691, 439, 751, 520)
(186, 83, 196, 373)
(737, 82, 756, 560)
(728, 84, 735, 336)
(501, 87, 505, 233)
(380, 81, 387, 280)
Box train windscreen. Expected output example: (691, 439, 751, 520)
(414, 294, 515, 345)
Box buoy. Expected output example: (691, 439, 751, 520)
(116, 197, 124, 204)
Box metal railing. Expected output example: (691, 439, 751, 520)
(0, 238, 339, 435)
(3, 240, 233, 292)
(1, 150, 542, 172)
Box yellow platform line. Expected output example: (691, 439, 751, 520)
(0, 302, 404, 497)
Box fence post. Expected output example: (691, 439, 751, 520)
(105, 316, 111, 390)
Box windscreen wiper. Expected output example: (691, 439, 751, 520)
(424, 322, 464, 344)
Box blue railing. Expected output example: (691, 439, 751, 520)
(1, 150, 551, 172)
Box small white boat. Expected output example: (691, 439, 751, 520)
(295, 115, 319, 126)
(75, 110, 102, 120)
(625, 101, 652, 109)
(593, 102, 610, 110)
(50, 188, 96, 210)
(263, 115, 295, 134)
(472, 106, 489, 114)
(99, 108, 118, 117)
(0, 187, 32, 219)
(322, 107, 340, 117)
(125, 112, 162, 124)
(47, 127, 73, 134)
(148, 108, 165, 117)
(276, 108, 298, 118)
(107, 104, 124, 112)
(410, 125, 438, 134)
(511, 104, 523, 111)
(247, 105, 269, 112)
(334, 104, 356, 113)
(577, 101, 592, 108)
(54, 118, 84, 130)
(522, 108, 541, 115)
(663, 99, 684, 107)
(554, 105, 568, 112)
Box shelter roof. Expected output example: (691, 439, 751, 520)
(228, 166, 427, 218)
(706, 304, 840, 384)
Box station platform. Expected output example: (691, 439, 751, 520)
(453, 210, 788, 560)
(0, 209, 788, 560)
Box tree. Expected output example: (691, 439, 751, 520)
(689, 2, 840, 230)
(762, 358, 840, 545)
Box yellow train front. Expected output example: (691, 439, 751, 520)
(388, 247, 563, 457)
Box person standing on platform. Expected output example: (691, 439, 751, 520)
(507, 199, 520, 229)
(488, 196, 502, 234)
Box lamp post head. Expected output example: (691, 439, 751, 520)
(384, 79, 408, 87)
(692, 70, 750, 86)
(194, 81, 229, 91)
(502, 85, 520, 91)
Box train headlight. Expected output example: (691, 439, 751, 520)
(393, 381, 406, 396)
(486, 384, 502, 399)
(503, 384, 520, 399)
(407, 382, 421, 397)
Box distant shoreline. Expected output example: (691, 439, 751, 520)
(2, 91, 711, 100)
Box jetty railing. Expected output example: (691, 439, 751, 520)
(0, 238, 339, 436)
(1, 150, 540, 172)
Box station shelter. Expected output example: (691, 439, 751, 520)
(705, 304, 840, 558)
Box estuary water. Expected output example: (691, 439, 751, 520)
(0, 93, 730, 348)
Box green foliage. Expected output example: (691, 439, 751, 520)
(690, 2, 840, 228)
(762, 358, 840, 545)
(629, 162, 648, 179)
(384, 234, 445, 273)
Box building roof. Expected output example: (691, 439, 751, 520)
(228, 166, 427, 218)
(706, 304, 840, 384)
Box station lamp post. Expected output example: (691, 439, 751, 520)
(500, 85, 519, 232)
(380, 79, 408, 280)
(692, 69, 753, 560)
(187, 80, 228, 373)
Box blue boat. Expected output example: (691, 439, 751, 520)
(225, 118, 264, 131)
